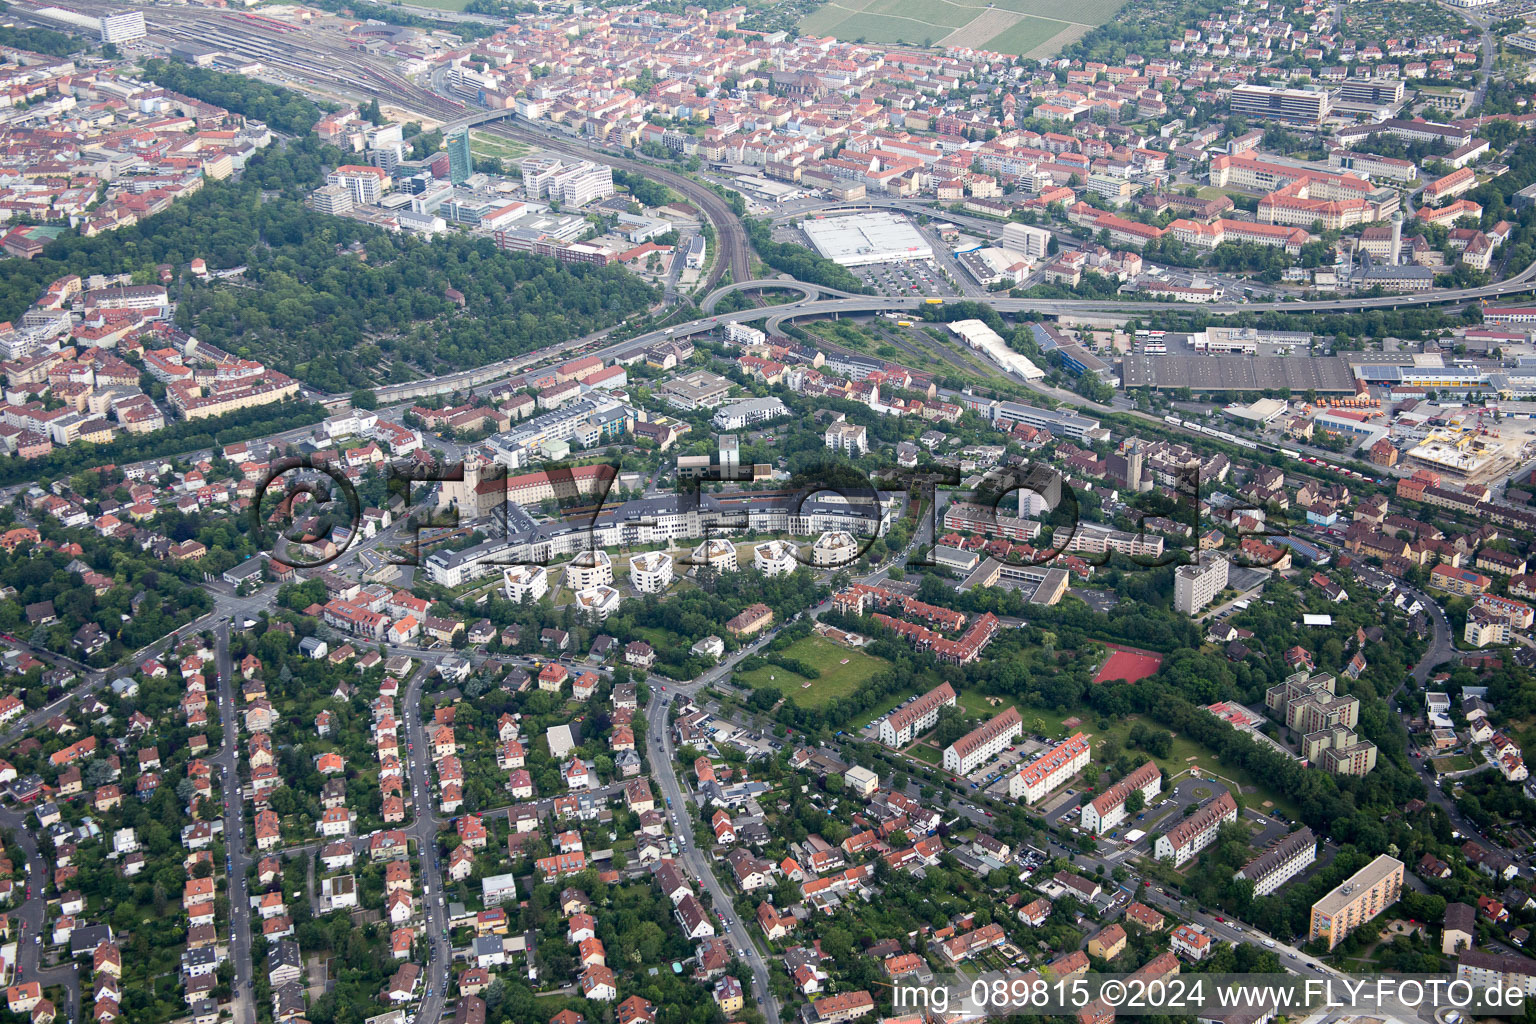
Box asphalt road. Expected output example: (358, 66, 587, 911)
(645, 688, 781, 1024)
(214, 618, 257, 1024)
(402, 663, 453, 1024)
(0, 805, 80, 1021)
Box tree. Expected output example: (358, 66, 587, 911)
(931, 705, 967, 747)
(1126, 790, 1145, 815)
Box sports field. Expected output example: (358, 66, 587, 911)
(799, 0, 1124, 56)
(1093, 644, 1164, 684)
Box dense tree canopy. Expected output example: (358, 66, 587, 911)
(142, 58, 326, 135)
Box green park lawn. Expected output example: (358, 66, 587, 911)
(737, 635, 888, 708)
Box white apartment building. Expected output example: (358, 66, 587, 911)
(1065, 527, 1164, 560)
(879, 682, 956, 747)
(812, 531, 859, 568)
(752, 540, 798, 577)
(573, 584, 621, 621)
(944, 707, 1022, 775)
(1456, 951, 1536, 997)
(503, 564, 549, 603)
(1009, 733, 1090, 803)
(565, 550, 614, 590)
(712, 397, 788, 430)
(1235, 827, 1317, 897)
(725, 323, 766, 347)
(629, 551, 674, 594)
(825, 421, 869, 456)
(1081, 760, 1162, 834)
(1175, 555, 1229, 615)
(1155, 792, 1237, 866)
(692, 539, 738, 573)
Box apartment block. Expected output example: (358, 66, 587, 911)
(1174, 556, 1228, 615)
(1309, 855, 1404, 949)
(1009, 732, 1090, 804)
(879, 683, 957, 748)
(943, 707, 1022, 775)
(1082, 761, 1162, 834)
(1154, 792, 1236, 866)
(1235, 827, 1317, 897)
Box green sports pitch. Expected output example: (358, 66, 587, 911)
(798, 0, 1124, 56)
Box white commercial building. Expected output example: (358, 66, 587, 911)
(100, 10, 146, 42)
(1175, 556, 1229, 615)
(752, 540, 798, 576)
(949, 320, 1044, 381)
(503, 564, 549, 603)
(1000, 222, 1051, 259)
(802, 212, 933, 267)
(629, 551, 674, 594)
(519, 158, 614, 207)
(327, 166, 389, 206)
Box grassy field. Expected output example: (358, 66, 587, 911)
(737, 635, 888, 708)
(799, 0, 1121, 55)
(470, 131, 535, 164)
(908, 742, 942, 764)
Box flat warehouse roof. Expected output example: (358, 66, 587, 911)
(1121, 354, 1358, 393)
(802, 212, 934, 266)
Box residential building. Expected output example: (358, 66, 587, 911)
(1154, 792, 1237, 866)
(1309, 855, 1405, 949)
(944, 707, 1022, 775)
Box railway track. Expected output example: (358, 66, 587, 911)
(83, 2, 751, 291)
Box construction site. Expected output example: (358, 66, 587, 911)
(1402, 410, 1536, 485)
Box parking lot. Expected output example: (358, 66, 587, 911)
(849, 257, 962, 299)
(967, 737, 1048, 796)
